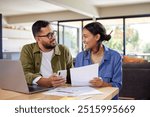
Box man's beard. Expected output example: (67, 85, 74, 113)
(43, 43, 56, 49)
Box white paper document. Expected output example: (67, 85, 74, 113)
(70, 64, 99, 86)
(43, 86, 102, 97)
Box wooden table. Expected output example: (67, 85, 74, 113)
(0, 87, 119, 100)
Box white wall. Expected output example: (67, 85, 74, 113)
(98, 3, 150, 17)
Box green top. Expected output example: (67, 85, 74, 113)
(20, 43, 73, 85)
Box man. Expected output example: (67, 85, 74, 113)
(20, 20, 73, 88)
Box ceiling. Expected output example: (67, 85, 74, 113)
(0, 0, 150, 25)
(91, 0, 150, 6)
(0, 0, 150, 16)
(0, 0, 66, 16)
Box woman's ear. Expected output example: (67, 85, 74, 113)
(95, 34, 100, 41)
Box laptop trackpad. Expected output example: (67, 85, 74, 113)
(28, 85, 49, 93)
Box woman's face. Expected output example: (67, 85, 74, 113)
(82, 28, 100, 50)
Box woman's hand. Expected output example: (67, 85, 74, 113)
(89, 77, 103, 87)
(90, 77, 112, 87)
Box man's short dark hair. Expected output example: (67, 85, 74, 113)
(32, 20, 50, 37)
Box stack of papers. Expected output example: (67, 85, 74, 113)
(43, 86, 102, 97)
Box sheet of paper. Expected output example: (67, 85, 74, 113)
(43, 86, 102, 97)
(70, 64, 99, 86)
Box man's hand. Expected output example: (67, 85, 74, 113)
(36, 74, 66, 87)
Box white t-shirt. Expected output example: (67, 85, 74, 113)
(32, 50, 54, 84)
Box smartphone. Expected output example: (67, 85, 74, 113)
(57, 70, 67, 80)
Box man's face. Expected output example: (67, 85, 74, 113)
(36, 25, 57, 50)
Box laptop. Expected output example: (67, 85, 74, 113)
(0, 59, 50, 94)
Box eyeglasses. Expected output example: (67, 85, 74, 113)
(38, 30, 57, 39)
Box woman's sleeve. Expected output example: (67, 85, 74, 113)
(110, 54, 122, 89)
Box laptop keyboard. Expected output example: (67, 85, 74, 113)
(28, 85, 46, 92)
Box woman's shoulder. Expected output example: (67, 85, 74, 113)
(76, 50, 89, 59)
(75, 51, 86, 67)
(105, 47, 122, 60)
(110, 48, 121, 56)
(104, 46, 122, 59)
(76, 51, 84, 56)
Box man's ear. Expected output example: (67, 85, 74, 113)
(35, 37, 39, 42)
(96, 34, 100, 41)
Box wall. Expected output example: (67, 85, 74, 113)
(0, 14, 2, 59)
(98, 3, 150, 17)
(6, 11, 89, 24)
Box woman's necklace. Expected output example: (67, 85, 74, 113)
(91, 46, 104, 64)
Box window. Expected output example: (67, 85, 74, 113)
(97, 19, 123, 54)
(51, 21, 58, 42)
(126, 17, 150, 61)
(58, 21, 82, 57)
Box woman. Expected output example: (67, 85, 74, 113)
(75, 22, 122, 99)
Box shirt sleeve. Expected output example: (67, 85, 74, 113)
(20, 44, 41, 85)
(32, 76, 42, 85)
(110, 55, 122, 89)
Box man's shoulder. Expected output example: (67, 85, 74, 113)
(57, 44, 69, 51)
(23, 43, 37, 48)
(22, 43, 37, 50)
(21, 43, 39, 53)
(24, 43, 36, 47)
